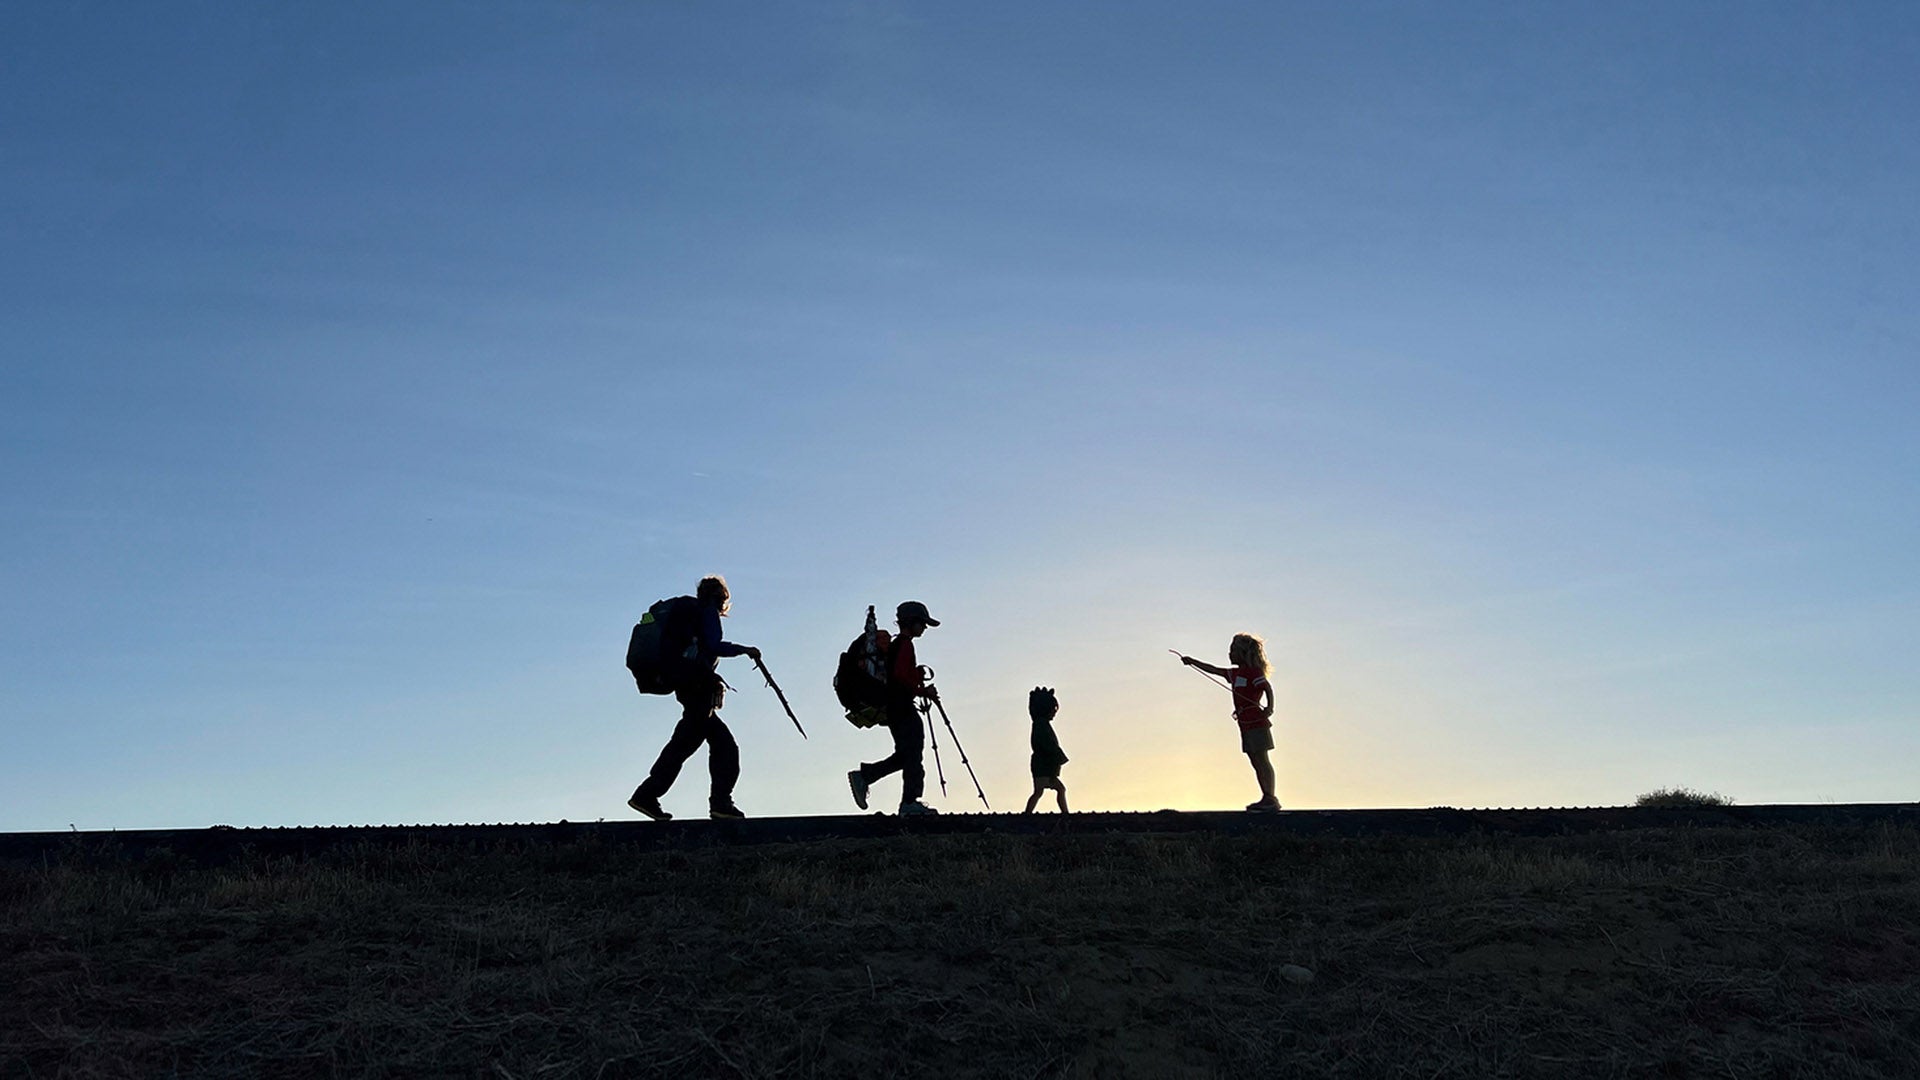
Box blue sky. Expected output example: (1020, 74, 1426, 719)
(3, 2, 1915, 830)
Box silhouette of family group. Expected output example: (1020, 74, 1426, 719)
(623, 576, 1277, 821)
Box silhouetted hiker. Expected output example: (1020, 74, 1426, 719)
(1023, 686, 1069, 814)
(628, 575, 761, 821)
(1177, 633, 1279, 812)
(847, 601, 942, 816)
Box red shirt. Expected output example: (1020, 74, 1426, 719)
(891, 636, 922, 694)
(1231, 665, 1271, 729)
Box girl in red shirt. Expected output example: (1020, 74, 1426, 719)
(1178, 633, 1279, 812)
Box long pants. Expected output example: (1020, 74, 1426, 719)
(857, 698, 925, 803)
(635, 674, 738, 803)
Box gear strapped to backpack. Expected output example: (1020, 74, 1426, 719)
(833, 605, 893, 728)
(626, 596, 698, 695)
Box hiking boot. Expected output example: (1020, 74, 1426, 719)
(848, 770, 870, 810)
(709, 799, 746, 820)
(1246, 797, 1282, 813)
(628, 793, 670, 821)
(898, 800, 940, 816)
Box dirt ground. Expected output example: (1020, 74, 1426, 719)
(5, 824, 1919, 1077)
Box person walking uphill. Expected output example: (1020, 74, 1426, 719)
(629, 576, 761, 821)
(848, 601, 942, 816)
(1177, 633, 1280, 812)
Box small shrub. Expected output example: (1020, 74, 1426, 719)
(1635, 787, 1735, 808)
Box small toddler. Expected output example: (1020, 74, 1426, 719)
(1022, 686, 1069, 814)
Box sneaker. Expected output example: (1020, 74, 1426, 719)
(848, 770, 870, 810)
(1246, 798, 1282, 813)
(628, 793, 670, 821)
(709, 800, 746, 820)
(898, 800, 940, 816)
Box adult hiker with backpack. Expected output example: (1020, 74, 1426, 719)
(625, 575, 761, 821)
(846, 601, 943, 816)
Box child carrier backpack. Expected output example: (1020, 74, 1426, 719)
(833, 605, 892, 728)
(626, 596, 696, 695)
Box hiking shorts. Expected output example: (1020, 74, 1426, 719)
(1240, 725, 1274, 754)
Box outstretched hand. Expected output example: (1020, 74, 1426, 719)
(745, 646, 762, 661)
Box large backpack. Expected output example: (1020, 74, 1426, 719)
(626, 596, 697, 695)
(833, 605, 892, 728)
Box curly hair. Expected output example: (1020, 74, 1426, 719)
(696, 575, 731, 615)
(1228, 633, 1270, 677)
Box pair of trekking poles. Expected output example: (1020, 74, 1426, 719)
(916, 666, 991, 810)
(742, 657, 992, 811)
(750, 649, 1218, 811)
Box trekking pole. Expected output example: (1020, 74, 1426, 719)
(919, 700, 949, 797)
(751, 656, 807, 739)
(927, 691, 991, 810)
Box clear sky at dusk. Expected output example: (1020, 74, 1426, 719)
(4, 3, 1915, 830)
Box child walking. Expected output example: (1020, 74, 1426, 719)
(1023, 686, 1069, 814)
(1177, 634, 1279, 812)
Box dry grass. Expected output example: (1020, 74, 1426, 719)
(5, 825, 1919, 1077)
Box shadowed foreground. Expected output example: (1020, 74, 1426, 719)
(5, 826, 1919, 1077)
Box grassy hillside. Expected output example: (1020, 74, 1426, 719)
(5, 824, 1918, 1077)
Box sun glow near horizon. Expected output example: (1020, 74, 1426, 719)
(3, 4, 1915, 831)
